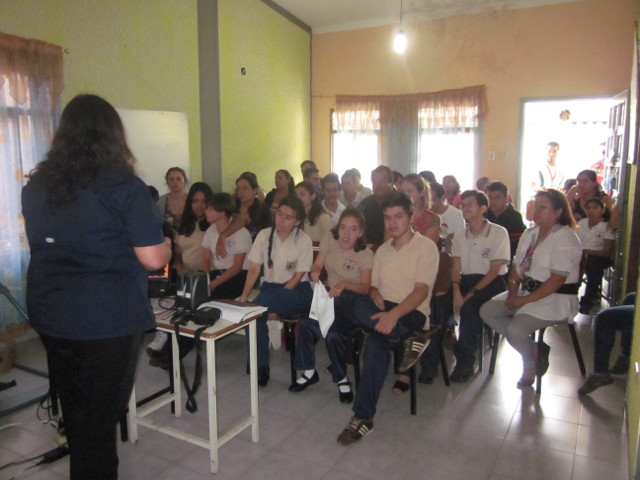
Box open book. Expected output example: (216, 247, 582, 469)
(198, 300, 267, 324)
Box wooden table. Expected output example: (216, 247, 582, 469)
(127, 305, 261, 474)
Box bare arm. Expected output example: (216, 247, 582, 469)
(202, 247, 212, 273)
(505, 273, 566, 309)
(309, 251, 327, 283)
(134, 237, 172, 270)
(239, 261, 261, 300)
(372, 283, 430, 334)
(329, 268, 372, 298)
(215, 213, 249, 259)
(284, 271, 305, 290)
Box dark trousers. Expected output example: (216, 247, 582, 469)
(254, 281, 313, 368)
(593, 292, 635, 373)
(582, 255, 611, 305)
(294, 290, 363, 382)
(351, 296, 426, 420)
(454, 274, 506, 369)
(209, 270, 247, 300)
(40, 333, 142, 480)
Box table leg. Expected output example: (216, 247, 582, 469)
(171, 331, 182, 418)
(127, 385, 138, 443)
(206, 339, 219, 474)
(249, 321, 259, 442)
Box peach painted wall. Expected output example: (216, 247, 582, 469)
(311, 0, 638, 191)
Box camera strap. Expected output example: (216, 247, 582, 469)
(171, 312, 209, 413)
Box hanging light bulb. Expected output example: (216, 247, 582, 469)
(393, 29, 407, 54)
(393, 0, 407, 54)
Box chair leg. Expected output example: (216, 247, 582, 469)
(535, 329, 546, 395)
(438, 329, 450, 386)
(567, 323, 586, 375)
(283, 323, 297, 385)
(410, 365, 417, 415)
(489, 332, 500, 375)
(478, 328, 484, 372)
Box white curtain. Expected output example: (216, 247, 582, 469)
(0, 33, 62, 345)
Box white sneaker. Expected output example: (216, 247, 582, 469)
(146, 331, 167, 357)
(267, 320, 282, 350)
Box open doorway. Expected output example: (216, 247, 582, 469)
(517, 97, 616, 211)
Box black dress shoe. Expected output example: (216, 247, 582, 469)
(289, 370, 319, 392)
(258, 366, 270, 387)
(337, 380, 353, 404)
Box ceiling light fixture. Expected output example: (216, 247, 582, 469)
(393, 0, 407, 54)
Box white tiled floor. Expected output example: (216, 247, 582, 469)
(0, 312, 630, 479)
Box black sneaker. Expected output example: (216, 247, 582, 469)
(337, 416, 373, 445)
(450, 365, 475, 383)
(610, 355, 629, 375)
(578, 374, 614, 395)
(418, 366, 438, 384)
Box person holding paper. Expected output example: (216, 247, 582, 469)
(290, 208, 373, 403)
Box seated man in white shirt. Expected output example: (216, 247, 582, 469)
(321, 173, 346, 225)
(337, 191, 439, 445)
(450, 190, 510, 382)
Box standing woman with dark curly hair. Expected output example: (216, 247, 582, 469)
(22, 94, 171, 480)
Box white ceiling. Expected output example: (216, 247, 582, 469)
(270, 0, 587, 34)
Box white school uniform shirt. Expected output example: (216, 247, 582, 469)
(248, 227, 313, 284)
(575, 218, 614, 251)
(493, 224, 582, 321)
(451, 221, 510, 276)
(201, 224, 252, 270)
(322, 199, 346, 226)
(439, 205, 465, 239)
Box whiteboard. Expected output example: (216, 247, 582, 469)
(117, 109, 190, 194)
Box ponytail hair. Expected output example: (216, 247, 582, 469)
(266, 195, 306, 269)
(296, 181, 323, 226)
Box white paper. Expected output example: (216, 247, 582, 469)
(309, 282, 335, 337)
(199, 301, 267, 324)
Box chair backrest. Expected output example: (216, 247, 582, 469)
(434, 251, 452, 296)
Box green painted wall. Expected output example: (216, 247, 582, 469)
(218, 0, 311, 193)
(0, 0, 201, 181)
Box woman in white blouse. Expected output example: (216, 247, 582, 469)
(480, 189, 582, 389)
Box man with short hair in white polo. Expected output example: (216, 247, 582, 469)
(449, 190, 511, 383)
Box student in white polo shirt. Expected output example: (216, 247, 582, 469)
(450, 190, 510, 382)
(237, 196, 313, 387)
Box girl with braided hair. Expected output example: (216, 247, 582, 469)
(238, 196, 314, 386)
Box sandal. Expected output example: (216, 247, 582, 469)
(392, 379, 410, 394)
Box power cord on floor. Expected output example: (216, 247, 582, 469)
(1, 444, 69, 479)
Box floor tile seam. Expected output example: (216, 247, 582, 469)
(486, 407, 518, 479)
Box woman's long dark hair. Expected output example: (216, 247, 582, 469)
(176, 182, 214, 236)
(31, 94, 134, 207)
(236, 172, 264, 222)
(536, 188, 577, 229)
(276, 169, 295, 194)
(296, 181, 324, 226)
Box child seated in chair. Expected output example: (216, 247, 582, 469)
(336, 192, 439, 445)
(574, 198, 614, 314)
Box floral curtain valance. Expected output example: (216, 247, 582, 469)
(0, 32, 64, 105)
(334, 85, 488, 131)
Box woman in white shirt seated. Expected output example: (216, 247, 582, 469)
(480, 189, 582, 389)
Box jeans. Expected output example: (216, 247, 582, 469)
(453, 274, 506, 370)
(581, 255, 611, 305)
(294, 289, 363, 382)
(40, 333, 142, 480)
(593, 292, 635, 373)
(253, 281, 313, 368)
(350, 296, 426, 420)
